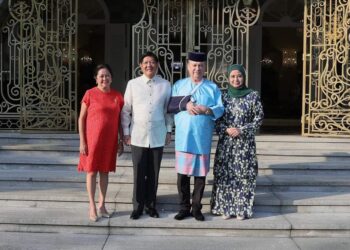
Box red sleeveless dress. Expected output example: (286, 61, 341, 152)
(78, 87, 124, 172)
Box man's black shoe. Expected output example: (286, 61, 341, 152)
(174, 210, 192, 220)
(192, 210, 205, 221)
(145, 207, 159, 218)
(130, 209, 143, 220)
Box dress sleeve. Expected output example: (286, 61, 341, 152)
(81, 90, 90, 107)
(241, 92, 264, 136)
(214, 92, 228, 136)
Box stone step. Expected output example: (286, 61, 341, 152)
(1, 163, 350, 176)
(2, 133, 350, 142)
(1, 151, 350, 173)
(1, 143, 350, 158)
(1, 134, 350, 156)
(0, 204, 349, 237)
(1, 133, 350, 237)
(1, 180, 350, 213)
(1, 165, 350, 187)
(1, 134, 349, 177)
(5, 233, 350, 250)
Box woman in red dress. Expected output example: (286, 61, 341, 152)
(78, 64, 124, 222)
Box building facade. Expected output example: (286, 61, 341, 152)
(0, 0, 349, 136)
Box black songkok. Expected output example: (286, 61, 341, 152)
(188, 52, 207, 62)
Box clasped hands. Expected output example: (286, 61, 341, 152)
(226, 127, 241, 138)
(186, 101, 208, 115)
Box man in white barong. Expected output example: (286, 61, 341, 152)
(121, 51, 173, 220)
(172, 52, 224, 221)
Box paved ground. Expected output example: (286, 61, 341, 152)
(1, 232, 350, 250)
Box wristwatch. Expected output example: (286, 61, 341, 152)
(205, 108, 211, 115)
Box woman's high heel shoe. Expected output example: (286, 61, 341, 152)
(99, 208, 111, 218)
(237, 215, 245, 220)
(222, 214, 231, 220)
(89, 208, 98, 222)
(89, 213, 98, 222)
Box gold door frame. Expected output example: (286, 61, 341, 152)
(0, 0, 78, 131)
(132, 0, 260, 88)
(302, 0, 350, 137)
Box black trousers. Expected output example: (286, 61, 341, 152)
(131, 145, 163, 210)
(177, 173, 206, 212)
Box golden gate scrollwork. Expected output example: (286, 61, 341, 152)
(302, 0, 350, 137)
(132, 0, 260, 88)
(0, 0, 78, 131)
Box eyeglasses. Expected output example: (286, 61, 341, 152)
(142, 61, 157, 65)
(97, 74, 111, 78)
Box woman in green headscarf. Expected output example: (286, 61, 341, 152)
(211, 64, 264, 220)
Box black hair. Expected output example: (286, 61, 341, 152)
(94, 64, 113, 78)
(139, 51, 159, 64)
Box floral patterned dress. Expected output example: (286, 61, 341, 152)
(210, 90, 264, 218)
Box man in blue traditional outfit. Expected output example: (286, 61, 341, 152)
(172, 52, 224, 221)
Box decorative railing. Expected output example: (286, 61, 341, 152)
(132, 0, 260, 88)
(0, 0, 78, 131)
(302, 0, 350, 137)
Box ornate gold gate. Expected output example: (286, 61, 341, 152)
(302, 0, 350, 137)
(0, 0, 78, 131)
(132, 0, 260, 88)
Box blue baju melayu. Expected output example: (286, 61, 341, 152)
(173, 77, 224, 177)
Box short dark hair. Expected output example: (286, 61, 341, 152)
(139, 51, 159, 64)
(94, 64, 113, 78)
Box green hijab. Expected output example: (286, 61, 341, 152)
(227, 64, 253, 98)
